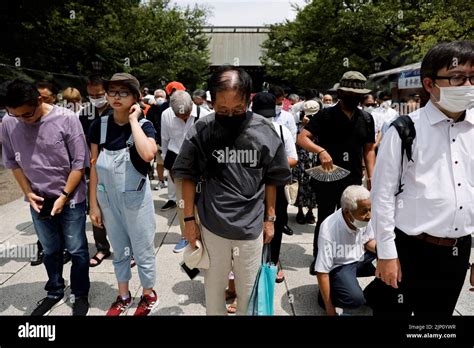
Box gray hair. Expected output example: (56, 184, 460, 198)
(154, 89, 166, 98)
(341, 185, 370, 212)
(288, 94, 299, 102)
(170, 90, 193, 116)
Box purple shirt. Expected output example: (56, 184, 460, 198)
(1, 106, 89, 204)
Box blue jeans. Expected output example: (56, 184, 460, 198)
(30, 201, 90, 298)
(318, 251, 376, 310)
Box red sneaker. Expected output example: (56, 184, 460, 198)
(106, 293, 132, 316)
(133, 290, 159, 316)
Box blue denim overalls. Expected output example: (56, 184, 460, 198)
(95, 116, 156, 288)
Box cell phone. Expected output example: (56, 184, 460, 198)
(38, 197, 57, 220)
(180, 261, 200, 280)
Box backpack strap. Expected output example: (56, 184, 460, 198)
(126, 118, 150, 148)
(99, 115, 110, 145)
(195, 105, 201, 122)
(390, 115, 416, 196)
(279, 125, 285, 145)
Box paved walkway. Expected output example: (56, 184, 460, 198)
(0, 183, 472, 316)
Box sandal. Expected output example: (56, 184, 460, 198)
(89, 251, 111, 267)
(227, 299, 237, 314)
(276, 269, 285, 283)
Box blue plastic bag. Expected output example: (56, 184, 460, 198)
(247, 244, 278, 315)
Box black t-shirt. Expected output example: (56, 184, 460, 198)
(145, 101, 169, 145)
(304, 103, 375, 181)
(89, 115, 157, 176)
(79, 104, 113, 144)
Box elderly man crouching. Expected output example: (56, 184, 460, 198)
(315, 185, 377, 315)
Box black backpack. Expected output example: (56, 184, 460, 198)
(389, 115, 416, 196)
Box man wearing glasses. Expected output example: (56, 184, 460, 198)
(1, 79, 90, 316)
(370, 40, 474, 316)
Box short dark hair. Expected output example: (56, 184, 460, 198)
(421, 40, 474, 90)
(269, 85, 285, 99)
(209, 65, 253, 104)
(192, 89, 207, 99)
(0, 80, 11, 108)
(35, 81, 58, 95)
(87, 74, 104, 87)
(303, 88, 319, 101)
(5, 79, 40, 108)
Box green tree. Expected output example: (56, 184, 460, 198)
(261, 0, 473, 91)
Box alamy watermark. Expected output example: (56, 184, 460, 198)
(0, 242, 38, 261)
(212, 147, 258, 167)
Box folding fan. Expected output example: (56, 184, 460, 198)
(305, 165, 350, 182)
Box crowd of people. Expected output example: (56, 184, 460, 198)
(0, 40, 473, 316)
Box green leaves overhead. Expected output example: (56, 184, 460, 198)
(1, 0, 210, 89)
(261, 0, 473, 90)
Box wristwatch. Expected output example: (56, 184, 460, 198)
(61, 190, 70, 198)
(264, 215, 277, 222)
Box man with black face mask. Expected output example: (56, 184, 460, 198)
(172, 66, 291, 315)
(297, 71, 376, 276)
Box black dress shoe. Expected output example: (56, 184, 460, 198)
(63, 250, 72, 264)
(282, 225, 294, 236)
(31, 250, 44, 266)
(309, 258, 317, 276)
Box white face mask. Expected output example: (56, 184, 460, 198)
(155, 97, 166, 105)
(322, 103, 332, 108)
(350, 212, 369, 229)
(275, 105, 282, 115)
(89, 95, 107, 108)
(363, 106, 374, 114)
(434, 85, 474, 113)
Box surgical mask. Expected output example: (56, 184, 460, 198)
(381, 100, 392, 108)
(350, 212, 369, 229)
(363, 106, 375, 114)
(89, 95, 107, 108)
(322, 103, 332, 108)
(275, 105, 282, 115)
(155, 97, 166, 105)
(434, 85, 474, 113)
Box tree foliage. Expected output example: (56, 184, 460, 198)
(261, 0, 473, 90)
(0, 0, 210, 89)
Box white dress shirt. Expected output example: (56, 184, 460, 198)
(161, 104, 209, 159)
(272, 122, 298, 161)
(274, 109, 297, 142)
(371, 101, 474, 259)
(372, 105, 399, 135)
(315, 208, 374, 273)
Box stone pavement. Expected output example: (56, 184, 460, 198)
(0, 182, 472, 316)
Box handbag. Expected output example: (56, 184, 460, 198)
(247, 244, 278, 315)
(278, 125, 299, 205)
(163, 150, 178, 170)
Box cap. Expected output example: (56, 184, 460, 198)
(165, 81, 186, 96)
(252, 92, 276, 118)
(337, 71, 371, 94)
(104, 73, 141, 99)
(304, 100, 320, 116)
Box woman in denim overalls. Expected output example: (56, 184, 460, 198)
(89, 73, 158, 316)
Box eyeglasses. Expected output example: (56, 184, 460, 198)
(107, 90, 131, 98)
(214, 107, 247, 116)
(6, 106, 37, 118)
(434, 75, 474, 86)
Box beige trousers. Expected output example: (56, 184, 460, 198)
(201, 224, 263, 315)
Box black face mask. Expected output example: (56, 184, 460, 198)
(215, 112, 247, 129)
(340, 94, 362, 109)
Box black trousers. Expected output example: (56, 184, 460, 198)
(313, 177, 361, 257)
(368, 228, 472, 317)
(270, 185, 288, 265)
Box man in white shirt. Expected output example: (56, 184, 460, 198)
(315, 185, 377, 316)
(161, 90, 209, 253)
(269, 85, 298, 142)
(371, 91, 399, 148)
(372, 40, 474, 316)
